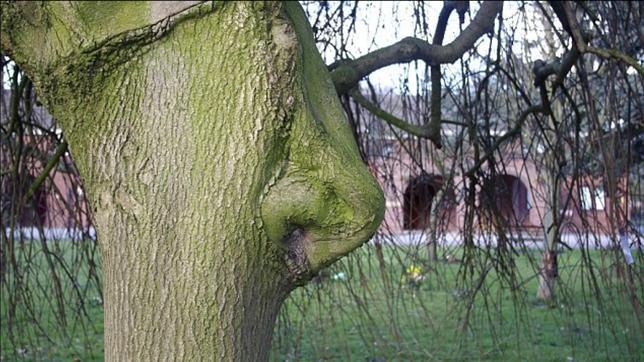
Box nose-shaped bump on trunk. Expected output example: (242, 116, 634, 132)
(260, 115, 385, 279)
(260, 2, 385, 282)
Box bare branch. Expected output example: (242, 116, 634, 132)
(330, 1, 503, 94)
(428, 2, 463, 150)
(585, 46, 644, 76)
(349, 89, 441, 146)
(561, 2, 587, 52)
(547, 2, 643, 77)
(23, 141, 68, 203)
(532, 48, 579, 91)
(331, 1, 500, 147)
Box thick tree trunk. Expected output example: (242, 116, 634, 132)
(1, 2, 384, 360)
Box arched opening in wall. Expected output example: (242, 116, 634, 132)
(481, 174, 530, 226)
(403, 174, 455, 230)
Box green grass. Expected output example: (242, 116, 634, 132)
(1, 239, 104, 362)
(1, 242, 642, 361)
(271, 246, 643, 361)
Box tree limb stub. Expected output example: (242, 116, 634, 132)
(261, 2, 385, 283)
(533, 48, 579, 89)
(329, 1, 503, 95)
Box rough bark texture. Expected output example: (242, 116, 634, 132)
(1, 1, 384, 360)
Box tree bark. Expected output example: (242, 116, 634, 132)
(534, 16, 562, 303)
(537, 249, 558, 302)
(1, 2, 384, 360)
(536, 128, 561, 303)
(427, 187, 445, 263)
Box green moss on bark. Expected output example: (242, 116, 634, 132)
(260, 2, 385, 278)
(2, 1, 385, 359)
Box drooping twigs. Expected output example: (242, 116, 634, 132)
(464, 105, 546, 177)
(550, 1, 644, 77)
(469, 24, 583, 179)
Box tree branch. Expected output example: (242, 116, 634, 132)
(23, 141, 68, 203)
(532, 47, 579, 92)
(330, 1, 503, 94)
(547, 2, 643, 77)
(333, 1, 500, 147)
(561, 2, 587, 52)
(585, 46, 644, 76)
(349, 89, 441, 145)
(428, 2, 465, 149)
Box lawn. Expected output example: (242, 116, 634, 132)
(271, 244, 642, 361)
(1, 240, 642, 361)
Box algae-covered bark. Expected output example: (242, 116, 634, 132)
(1, 1, 384, 360)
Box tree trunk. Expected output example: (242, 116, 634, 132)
(427, 187, 445, 262)
(537, 188, 559, 302)
(537, 143, 560, 302)
(537, 249, 558, 302)
(537, 169, 560, 302)
(1, 2, 384, 360)
(535, 12, 562, 304)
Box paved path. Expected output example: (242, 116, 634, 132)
(370, 230, 643, 251)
